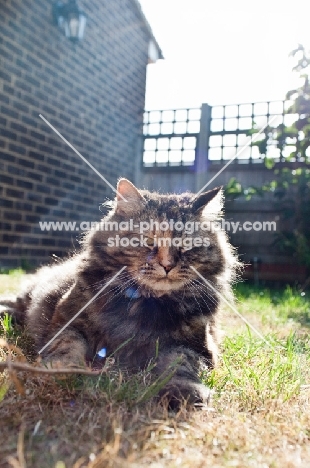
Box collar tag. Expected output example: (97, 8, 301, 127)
(125, 287, 141, 299)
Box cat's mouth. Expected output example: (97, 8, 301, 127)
(133, 264, 189, 295)
(153, 277, 185, 290)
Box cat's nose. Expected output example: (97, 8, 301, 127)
(159, 261, 175, 273)
(158, 247, 177, 273)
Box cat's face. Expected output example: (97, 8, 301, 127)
(91, 179, 227, 297)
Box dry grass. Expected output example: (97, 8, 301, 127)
(1, 273, 310, 468)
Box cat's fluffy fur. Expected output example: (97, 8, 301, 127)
(1, 179, 239, 407)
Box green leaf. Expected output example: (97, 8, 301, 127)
(264, 157, 276, 169)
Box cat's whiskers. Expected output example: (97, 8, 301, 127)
(188, 280, 213, 314)
(190, 278, 217, 303)
(188, 281, 204, 315)
(87, 273, 136, 305)
(193, 277, 218, 296)
(85, 271, 130, 293)
(181, 284, 187, 301)
(101, 279, 137, 306)
(190, 279, 219, 309)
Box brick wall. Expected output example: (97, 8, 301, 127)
(0, 0, 150, 268)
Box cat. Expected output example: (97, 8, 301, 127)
(0, 178, 239, 408)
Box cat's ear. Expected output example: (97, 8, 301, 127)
(192, 186, 223, 218)
(115, 178, 145, 215)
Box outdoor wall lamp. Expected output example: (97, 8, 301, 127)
(52, 0, 87, 41)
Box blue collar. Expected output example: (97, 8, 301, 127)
(125, 287, 141, 299)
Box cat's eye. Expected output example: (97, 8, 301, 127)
(146, 237, 155, 247)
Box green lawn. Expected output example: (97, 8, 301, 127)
(1, 273, 310, 467)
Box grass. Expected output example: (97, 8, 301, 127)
(1, 272, 310, 467)
(0, 269, 26, 294)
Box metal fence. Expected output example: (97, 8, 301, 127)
(143, 100, 300, 168)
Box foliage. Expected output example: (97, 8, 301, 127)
(244, 45, 310, 269)
(1, 313, 14, 338)
(223, 177, 243, 200)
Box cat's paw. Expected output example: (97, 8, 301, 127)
(158, 381, 211, 411)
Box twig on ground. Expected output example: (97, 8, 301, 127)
(0, 360, 102, 376)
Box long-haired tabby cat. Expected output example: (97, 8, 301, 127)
(1, 179, 239, 407)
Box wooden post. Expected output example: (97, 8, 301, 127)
(195, 103, 212, 192)
(134, 133, 144, 188)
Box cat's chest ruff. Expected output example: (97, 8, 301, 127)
(122, 288, 199, 316)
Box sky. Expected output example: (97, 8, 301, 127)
(139, 0, 310, 110)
